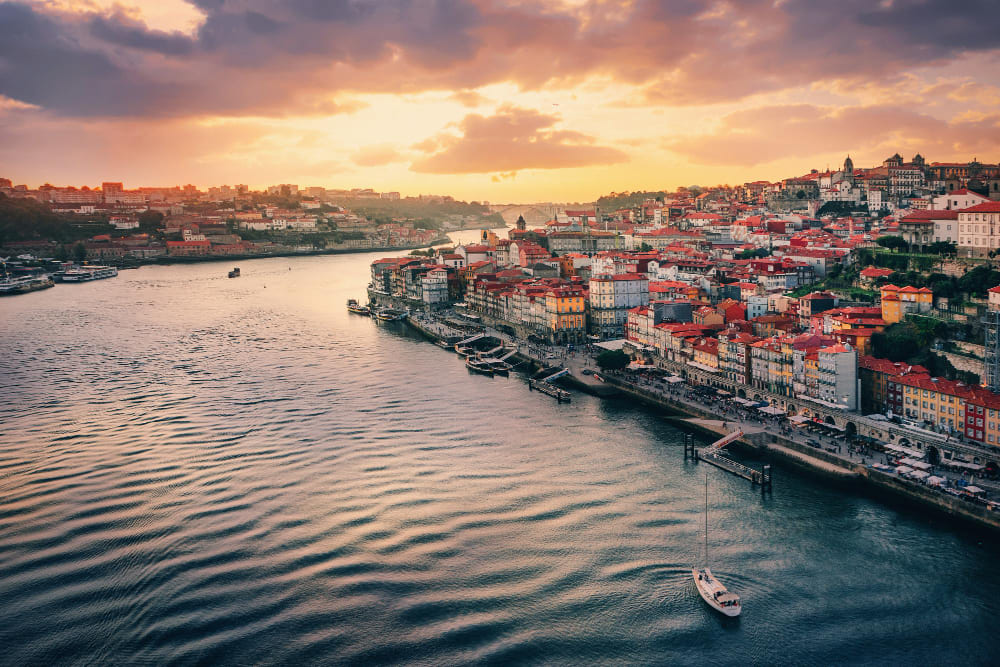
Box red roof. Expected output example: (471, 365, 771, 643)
(961, 202, 1000, 213)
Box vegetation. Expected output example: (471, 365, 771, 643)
(0, 193, 111, 246)
(737, 248, 771, 260)
(876, 235, 909, 251)
(871, 320, 980, 385)
(595, 349, 630, 370)
(326, 196, 502, 229)
(594, 191, 667, 212)
(817, 201, 867, 216)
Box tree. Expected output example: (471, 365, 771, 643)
(638, 242, 653, 252)
(72, 242, 87, 263)
(877, 235, 909, 252)
(596, 349, 630, 370)
(927, 241, 957, 256)
(137, 210, 164, 233)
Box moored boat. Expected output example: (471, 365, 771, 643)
(466, 357, 494, 376)
(347, 299, 371, 315)
(374, 308, 407, 322)
(59, 266, 118, 282)
(0, 263, 55, 296)
(228, 267, 241, 278)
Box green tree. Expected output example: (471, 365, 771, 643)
(927, 241, 956, 256)
(72, 242, 87, 263)
(596, 349, 630, 370)
(638, 242, 653, 252)
(137, 210, 164, 233)
(877, 236, 909, 252)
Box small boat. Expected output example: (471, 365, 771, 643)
(374, 308, 407, 322)
(347, 299, 371, 315)
(693, 473, 741, 617)
(454, 345, 474, 357)
(435, 339, 453, 349)
(466, 357, 494, 376)
(228, 267, 241, 278)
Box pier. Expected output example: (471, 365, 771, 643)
(528, 378, 572, 403)
(685, 431, 772, 493)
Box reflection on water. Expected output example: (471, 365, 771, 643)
(1, 249, 998, 665)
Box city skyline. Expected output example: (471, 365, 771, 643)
(3, 1, 1000, 200)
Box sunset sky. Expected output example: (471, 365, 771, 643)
(2, 0, 1000, 202)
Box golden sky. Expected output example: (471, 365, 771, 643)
(2, 0, 1000, 201)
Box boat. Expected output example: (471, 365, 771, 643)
(693, 473, 741, 617)
(59, 266, 118, 282)
(454, 345, 474, 357)
(0, 262, 55, 295)
(347, 299, 371, 316)
(228, 267, 241, 278)
(478, 356, 512, 376)
(374, 308, 407, 322)
(466, 357, 494, 376)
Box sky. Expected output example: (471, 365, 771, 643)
(2, 0, 1000, 202)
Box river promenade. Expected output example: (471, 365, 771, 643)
(385, 298, 1000, 534)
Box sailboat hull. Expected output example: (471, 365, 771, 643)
(693, 568, 741, 617)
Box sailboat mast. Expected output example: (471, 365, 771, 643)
(705, 472, 709, 565)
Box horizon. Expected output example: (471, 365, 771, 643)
(2, 1, 1000, 200)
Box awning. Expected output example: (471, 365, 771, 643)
(628, 362, 657, 369)
(758, 405, 786, 415)
(789, 415, 810, 424)
(716, 390, 732, 397)
(965, 485, 986, 494)
(686, 361, 721, 374)
(895, 466, 914, 474)
(901, 458, 932, 471)
(926, 476, 947, 486)
(664, 375, 685, 384)
(948, 461, 985, 471)
(909, 470, 930, 480)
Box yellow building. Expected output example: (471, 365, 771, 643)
(880, 284, 933, 324)
(545, 286, 586, 344)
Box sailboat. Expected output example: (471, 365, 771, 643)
(692, 473, 742, 617)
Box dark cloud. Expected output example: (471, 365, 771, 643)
(410, 106, 627, 174)
(88, 12, 195, 56)
(1, 0, 1000, 118)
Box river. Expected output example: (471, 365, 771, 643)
(1, 234, 998, 665)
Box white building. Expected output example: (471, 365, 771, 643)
(589, 274, 650, 339)
(957, 202, 1000, 257)
(421, 269, 449, 305)
(932, 188, 988, 211)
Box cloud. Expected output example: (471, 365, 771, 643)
(449, 90, 490, 108)
(3, 0, 1000, 118)
(411, 106, 628, 174)
(667, 104, 1000, 167)
(351, 144, 404, 167)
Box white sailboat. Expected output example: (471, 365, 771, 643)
(692, 473, 741, 617)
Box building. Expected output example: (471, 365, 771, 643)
(985, 286, 1000, 392)
(858, 356, 928, 415)
(880, 284, 933, 324)
(957, 202, 1000, 257)
(421, 268, 450, 305)
(589, 274, 649, 339)
(544, 286, 587, 344)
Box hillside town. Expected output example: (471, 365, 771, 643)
(0, 179, 498, 265)
(367, 154, 1000, 477)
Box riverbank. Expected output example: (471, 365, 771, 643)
(380, 297, 1000, 534)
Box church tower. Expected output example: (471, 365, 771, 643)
(516, 214, 526, 231)
(843, 155, 854, 174)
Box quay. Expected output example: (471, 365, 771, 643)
(367, 292, 1000, 534)
(685, 432, 773, 493)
